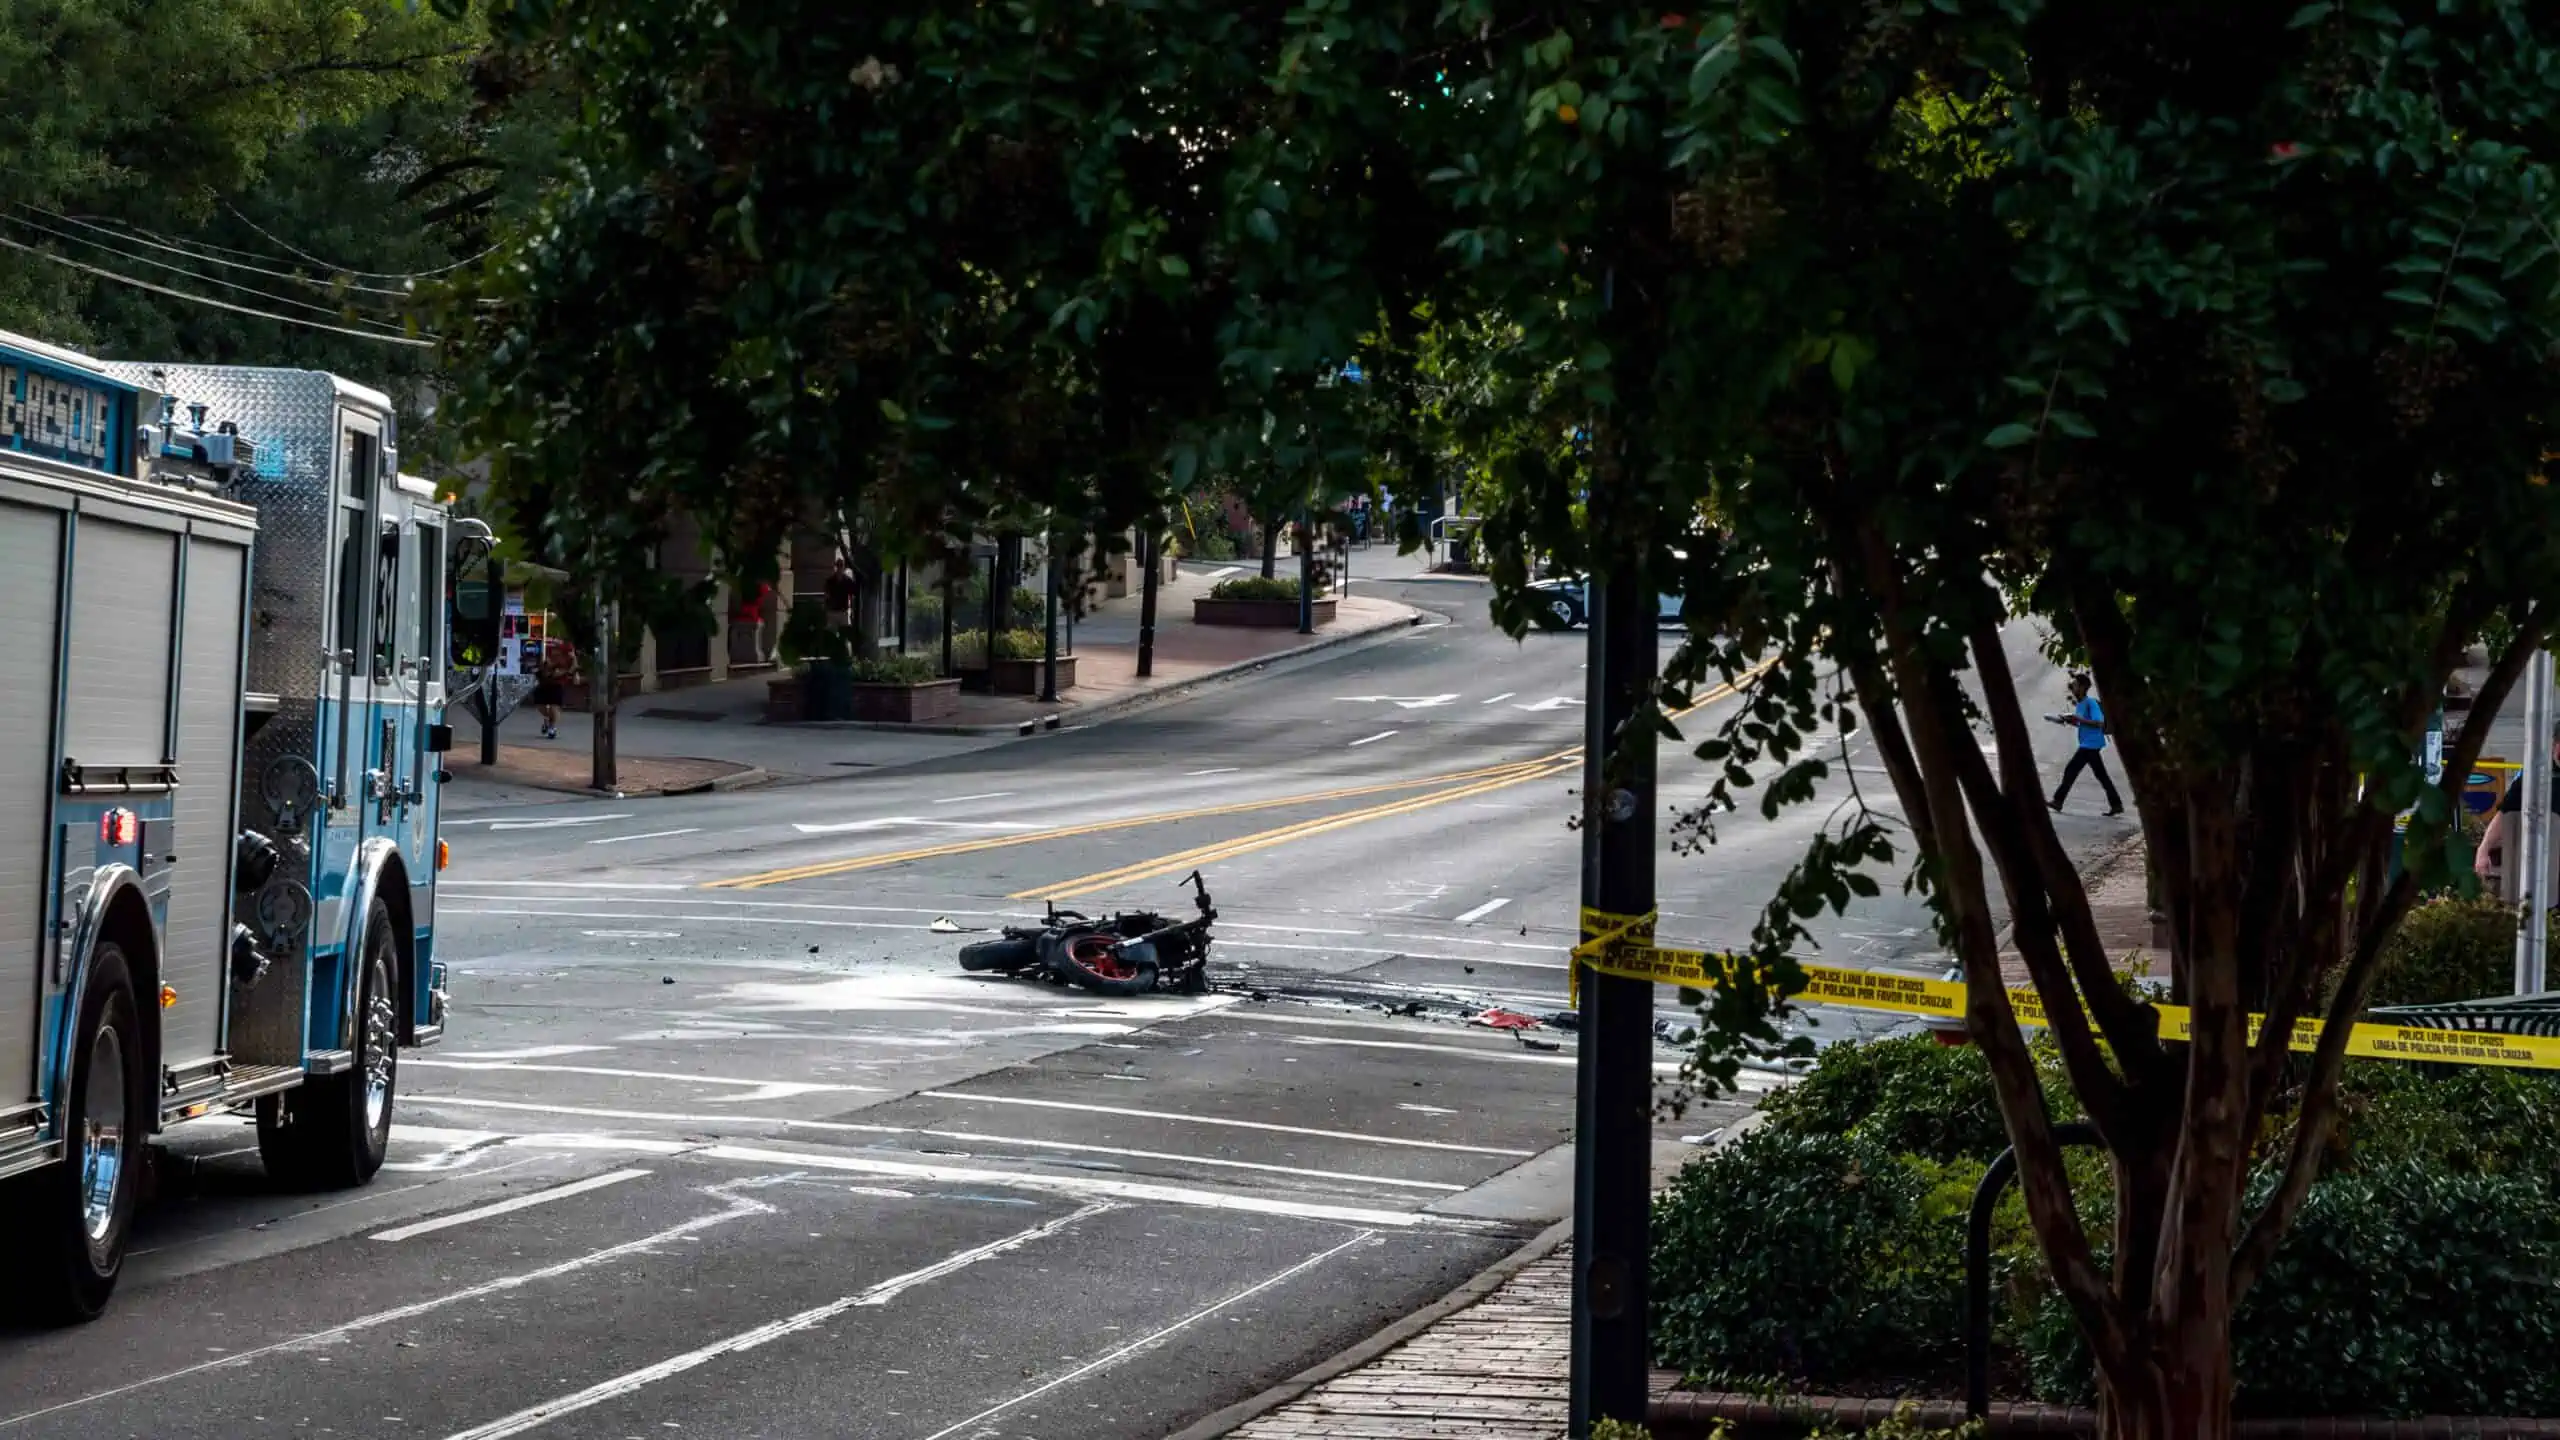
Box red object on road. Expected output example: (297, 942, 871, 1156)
(1474, 1008, 1541, 1031)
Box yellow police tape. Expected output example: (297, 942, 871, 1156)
(1572, 908, 2560, 1073)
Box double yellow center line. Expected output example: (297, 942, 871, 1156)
(703, 755, 1568, 890)
(705, 656, 1777, 895)
(1014, 756, 1583, 901)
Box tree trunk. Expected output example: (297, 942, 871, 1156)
(2099, 1311, 2236, 1440)
(1261, 507, 1280, 578)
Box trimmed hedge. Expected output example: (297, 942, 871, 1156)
(1208, 573, 1304, 601)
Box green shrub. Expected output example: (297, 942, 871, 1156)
(951, 627, 1049, 661)
(2368, 894, 2530, 1008)
(2017, 1150, 2560, 1416)
(1209, 574, 1304, 602)
(777, 596, 849, 667)
(1180, 528, 1238, 561)
(1652, 1129, 1961, 1382)
(1758, 1033, 2027, 1163)
(845, 654, 939, 685)
(2331, 1060, 2560, 1180)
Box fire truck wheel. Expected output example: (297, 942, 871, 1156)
(258, 901, 397, 1190)
(8, 943, 144, 1324)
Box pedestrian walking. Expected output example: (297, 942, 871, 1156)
(2047, 672, 2123, 815)
(531, 643, 575, 740)
(824, 556, 859, 631)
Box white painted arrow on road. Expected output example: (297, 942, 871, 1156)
(1337, 694, 1459, 709)
(1511, 696, 1580, 712)
(791, 817, 1042, 836)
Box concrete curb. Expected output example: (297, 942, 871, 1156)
(1157, 1215, 1575, 1440)
(775, 606, 1429, 738)
(451, 762, 770, 804)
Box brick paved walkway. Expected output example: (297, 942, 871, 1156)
(1228, 1251, 1572, 1439)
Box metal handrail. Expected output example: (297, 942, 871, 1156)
(1968, 1120, 2104, 1420)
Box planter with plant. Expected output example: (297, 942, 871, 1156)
(836, 654, 961, 723)
(953, 626, 1073, 695)
(1193, 573, 1335, 628)
(766, 597, 854, 721)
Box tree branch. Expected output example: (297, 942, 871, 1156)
(1966, 607, 2163, 1073)
(2231, 600, 2549, 1302)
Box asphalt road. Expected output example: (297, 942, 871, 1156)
(0, 563, 2114, 1439)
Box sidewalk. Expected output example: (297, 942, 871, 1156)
(443, 564, 1423, 807)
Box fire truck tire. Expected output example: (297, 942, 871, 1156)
(258, 901, 397, 1190)
(8, 943, 144, 1324)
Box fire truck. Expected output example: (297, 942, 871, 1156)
(0, 330, 468, 1321)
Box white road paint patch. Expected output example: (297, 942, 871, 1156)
(1398, 1103, 1460, 1116)
(1349, 730, 1400, 747)
(405, 1059, 888, 1099)
(1337, 693, 1457, 709)
(443, 814, 633, 830)
(585, 828, 701, 846)
(434, 1206, 1110, 1440)
(435, 880, 690, 891)
(0, 1178, 782, 1427)
(448, 892, 1010, 919)
(932, 791, 1015, 804)
(914, 1091, 1532, 1157)
(788, 816, 1040, 836)
(397, 1099, 1449, 1190)
(396, 1096, 1454, 1188)
(370, 1169, 650, 1242)
(1185, 767, 1240, 776)
(1481, 692, 1516, 705)
(399, 1130, 1490, 1230)
(1513, 696, 1579, 712)
(1452, 897, 1513, 923)
(484, 813, 636, 832)
(439, 1045, 612, 1063)
(444, 908, 938, 932)
(579, 929, 679, 940)
(914, 1230, 1377, 1440)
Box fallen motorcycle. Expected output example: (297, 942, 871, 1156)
(957, 870, 1219, 996)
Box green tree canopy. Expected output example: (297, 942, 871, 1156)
(446, 3, 2560, 1435)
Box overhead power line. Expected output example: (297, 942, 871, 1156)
(0, 235, 437, 347)
(1, 211, 420, 334)
(224, 200, 497, 281)
(22, 207, 422, 298)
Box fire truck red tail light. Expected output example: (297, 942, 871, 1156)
(99, 809, 138, 847)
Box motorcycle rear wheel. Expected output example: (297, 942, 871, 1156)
(1054, 933, 1157, 996)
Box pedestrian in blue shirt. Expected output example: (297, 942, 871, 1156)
(2047, 673, 2124, 816)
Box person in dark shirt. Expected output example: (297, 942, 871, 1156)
(2475, 728, 2560, 883)
(824, 557, 859, 629)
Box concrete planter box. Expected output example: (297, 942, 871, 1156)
(1193, 597, 1337, 628)
(764, 675, 805, 723)
(987, 655, 1076, 695)
(845, 678, 962, 724)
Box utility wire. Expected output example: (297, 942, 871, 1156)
(20, 206, 422, 298)
(1, 211, 422, 333)
(223, 200, 496, 281)
(0, 235, 437, 347)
